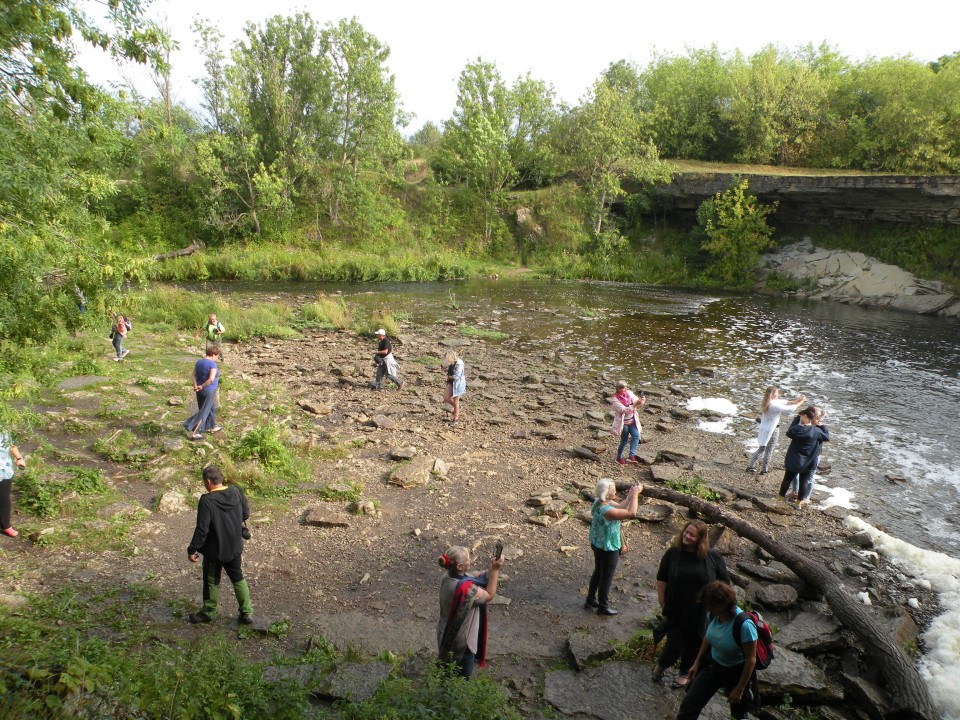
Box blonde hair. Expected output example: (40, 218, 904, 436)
(438, 546, 470, 575)
(595, 478, 616, 503)
(443, 351, 460, 365)
(760, 385, 777, 413)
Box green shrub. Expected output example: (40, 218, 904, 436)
(459, 326, 508, 340)
(664, 476, 721, 502)
(229, 424, 310, 495)
(301, 294, 352, 329)
(93, 430, 137, 463)
(342, 663, 520, 720)
(17, 466, 109, 519)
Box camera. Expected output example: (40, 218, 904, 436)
(241, 526, 251, 541)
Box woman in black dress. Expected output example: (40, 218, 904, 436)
(652, 520, 730, 688)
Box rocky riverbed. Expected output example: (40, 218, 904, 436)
(1, 310, 942, 719)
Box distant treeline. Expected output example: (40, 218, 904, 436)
(2, 3, 958, 343)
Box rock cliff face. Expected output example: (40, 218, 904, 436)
(761, 241, 960, 317)
(650, 173, 960, 225)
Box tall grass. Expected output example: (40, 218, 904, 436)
(146, 243, 497, 283)
(128, 287, 298, 341)
(301, 294, 352, 329)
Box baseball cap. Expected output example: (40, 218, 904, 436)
(375, 328, 386, 335)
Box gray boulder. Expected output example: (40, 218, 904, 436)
(759, 645, 844, 704)
(567, 629, 616, 670)
(753, 583, 799, 610)
(776, 603, 844, 653)
(544, 661, 676, 720)
(314, 661, 392, 703)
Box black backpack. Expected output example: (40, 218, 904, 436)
(733, 609, 775, 669)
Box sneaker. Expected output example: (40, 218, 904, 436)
(188, 433, 203, 441)
(746, 467, 756, 473)
(238, 613, 253, 625)
(449, 420, 458, 427)
(209, 426, 223, 433)
(785, 490, 798, 501)
(188, 612, 213, 624)
(120, 349, 129, 358)
(2, 527, 18, 538)
(617, 458, 628, 465)
(626, 456, 639, 464)
(113, 357, 121, 362)
(396, 381, 403, 391)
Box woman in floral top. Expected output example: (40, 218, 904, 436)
(585, 478, 642, 616)
(0, 429, 26, 537)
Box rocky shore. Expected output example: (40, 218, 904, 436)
(6, 303, 944, 719)
(761, 240, 960, 317)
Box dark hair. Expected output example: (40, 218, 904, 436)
(700, 580, 736, 613)
(206, 344, 221, 357)
(672, 519, 710, 559)
(800, 406, 818, 421)
(202, 465, 224, 486)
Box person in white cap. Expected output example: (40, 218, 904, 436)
(373, 329, 402, 390)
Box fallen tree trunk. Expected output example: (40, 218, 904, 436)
(637, 484, 939, 720)
(154, 242, 201, 262)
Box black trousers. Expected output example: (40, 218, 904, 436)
(780, 467, 814, 500)
(676, 658, 758, 720)
(587, 545, 620, 609)
(0, 478, 12, 529)
(658, 621, 701, 675)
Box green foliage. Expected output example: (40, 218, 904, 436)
(93, 430, 138, 463)
(697, 179, 778, 285)
(342, 663, 521, 720)
(301, 294, 352, 329)
(764, 272, 820, 293)
(17, 465, 109, 518)
(612, 628, 657, 662)
(314, 481, 362, 503)
(664, 476, 721, 502)
(459, 326, 508, 340)
(229, 423, 310, 494)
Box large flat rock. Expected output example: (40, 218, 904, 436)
(544, 661, 675, 720)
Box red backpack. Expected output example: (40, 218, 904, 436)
(733, 609, 775, 669)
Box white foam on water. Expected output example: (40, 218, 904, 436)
(845, 517, 960, 720)
(818, 484, 856, 510)
(686, 396, 738, 416)
(697, 418, 735, 434)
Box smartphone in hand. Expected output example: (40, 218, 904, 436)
(494, 540, 504, 560)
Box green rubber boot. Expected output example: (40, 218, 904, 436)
(233, 579, 253, 617)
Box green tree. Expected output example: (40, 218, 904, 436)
(562, 69, 670, 237)
(321, 17, 406, 225)
(697, 179, 778, 285)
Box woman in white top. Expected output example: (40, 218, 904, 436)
(746, 386, 805, 474)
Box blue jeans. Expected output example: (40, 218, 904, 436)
(112, 332, 125, 358)
(617, 422, 639, 459)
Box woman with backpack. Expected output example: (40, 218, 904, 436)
(675, 581, 760, 720)
(652, 521, 730, 688)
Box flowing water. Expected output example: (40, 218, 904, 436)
(219, 277, 960, 557)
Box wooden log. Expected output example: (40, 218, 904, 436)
(154, 242, 201, 262)
(637, 484, 939, 720)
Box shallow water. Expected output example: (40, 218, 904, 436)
(206, 278, 960, 556)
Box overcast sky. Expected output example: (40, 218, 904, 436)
(78, 0, 960, 132)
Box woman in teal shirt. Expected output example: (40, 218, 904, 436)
(676, 581, 758, 720)
(584, 478, 641, 616)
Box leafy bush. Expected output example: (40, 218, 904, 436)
(342, 663, 520, 720)
(229, 424, 310, 495)
(697, 179, 778, 286)
(664, 476, 721, 502)
(301, 294, 352, 329)
(17, 466, 109, 519)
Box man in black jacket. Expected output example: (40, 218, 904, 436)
(187, 465, 253, 624)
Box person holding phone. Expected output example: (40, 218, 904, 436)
(0, 429, 26, 537)
(585, 479, 642, 615)
(610, 381, 646, 464)
(746, 386, 805, 474)
(437, 544, 504, 678)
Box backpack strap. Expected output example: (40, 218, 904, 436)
(731, 610, 753, 647)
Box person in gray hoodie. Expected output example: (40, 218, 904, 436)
(187, 465, 253, 624)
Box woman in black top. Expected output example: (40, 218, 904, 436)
(653, 520, 730, 687)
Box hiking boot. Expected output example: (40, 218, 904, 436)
(238, 613, 253, 625)
(188, 612, 213, 624)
